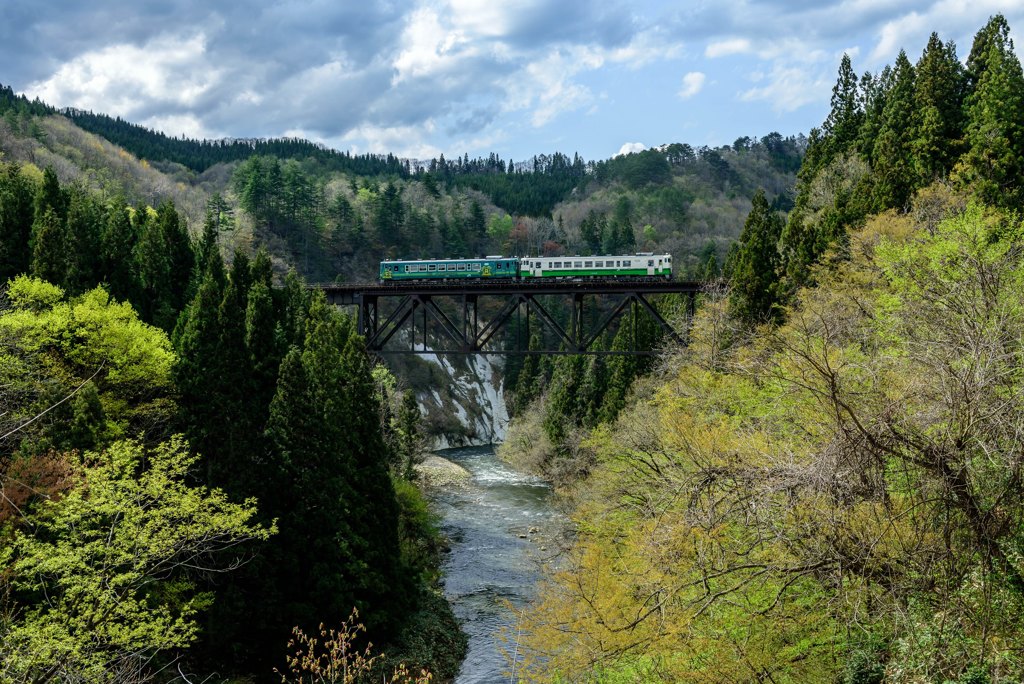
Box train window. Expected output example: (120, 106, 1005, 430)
(595, 261, 603, 267)
(458, 264, 466, 271)
(648, 260, 654, 267)
(428, 264, 436, 271)
(623, 260, 631, 267)
(472, 263, 480, 271)
(585, 261, 593, 268)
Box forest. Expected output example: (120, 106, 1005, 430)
(3, 11, 1021, 684)
(499, 13, 1024, 684)
(0, 160, 466, 680)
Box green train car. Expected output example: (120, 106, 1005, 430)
(379, 257, 519, 281)
(378, 253, 673, 282)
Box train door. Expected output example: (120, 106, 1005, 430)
(647, 258, 655, 276)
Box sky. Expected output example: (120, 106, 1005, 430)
(2, 0, 1023, 164)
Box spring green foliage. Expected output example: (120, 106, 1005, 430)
(516, 202, 1024, 683)
(0, 276, 175, 455)
(0, 279, 267, 682)
(1, 438, 271, 683)
(743, 14, 1024, 313)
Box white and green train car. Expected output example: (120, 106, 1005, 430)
(520, 253, 672, 279)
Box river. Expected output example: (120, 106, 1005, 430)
(430, 445, 564, 684)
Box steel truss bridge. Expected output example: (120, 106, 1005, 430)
(317, 279, 707, 356)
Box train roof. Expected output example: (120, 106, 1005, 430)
(381, 253, 672, 263)
(380, 256, 515, 263)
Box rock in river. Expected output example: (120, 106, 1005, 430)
(416, 455, 473, 488)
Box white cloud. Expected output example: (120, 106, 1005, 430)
(339, 122, 443, 159)
(142, 113, 210, 139)
(705, 37, 751, 58)
(26, 33, 219, 117)
(740, 63, 831, 113)
(678, 71, 706, 99)
(608, 28, 684, 68)
(616, 142, 646, 156)
(445, 0, 519, 38)
(870, 11, 927, 62)
(392, 6, 475, 84)
(501, 46, 602, 127)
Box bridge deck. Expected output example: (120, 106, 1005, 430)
(317, 279, 704, 305)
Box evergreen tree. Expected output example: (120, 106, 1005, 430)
(578, 351, 608, 428)
(543, 354, 587, 446)
(63, 187, 101, 294)
(33, 167, 66, 225)
(512, 329, 544, 414)
(960, 22, 1024, 207)
(172, 250, 227, 485)
(966, 14, 1014, 92)
(133, 201, 192, 330)
(255, 297, 409, 666)
(913, 33, 966, 182)
(580, 211, 604, 255)
(857, 67, 893, 163)
(396, 388, 422, 480)
(99, 198, 138, 304)
(823, 54, 863, 159)
(728, 190, 784, 325)
(600, 307, 659, 423)
(0, 162, 35, 281)
(872, 50, 917, 209)
(30, 207, 66, 286)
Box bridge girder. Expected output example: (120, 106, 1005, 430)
(318, 280, 704, 356)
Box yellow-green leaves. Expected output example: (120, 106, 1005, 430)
(2, 438, 272, 682)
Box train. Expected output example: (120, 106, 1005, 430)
(378, 253, 673, 282)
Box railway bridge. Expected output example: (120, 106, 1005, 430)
(316, 279, 708, 356)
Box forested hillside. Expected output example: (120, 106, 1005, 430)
(0, 158, 465, 680)
(504, 14, 1024, 683)
(0, 29, 799, 680)
(1, 79, 801, 284)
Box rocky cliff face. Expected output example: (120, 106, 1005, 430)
(386, 348, 509, 449)
(418, 350, 509, 449)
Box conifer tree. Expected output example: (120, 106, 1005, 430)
(823, 54, 863, 160)
(544, 354, 587, 446)
(600, 307, 659, 423)
(172, 249, 227, 484)
(966, 14, 1013, 92)
(960, 22, 1024, 206)
(99, 198, 138, 304)
(33, 167, 66, 224)
(872, 50, 917, 209)
(512, 329, 544, 414)
(913, 33, 966, 182)
(135, 200, 193, 330)
(30, 206, 66, 286)
(63, 187, 101, 294)
(0, 162, 35, 281)
(728, 190, 783, 325)
(856, 67, 892, 163)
